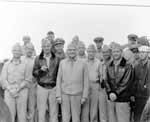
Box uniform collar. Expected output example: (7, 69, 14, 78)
(11, 58, 21, 65)
(67, 56, 77, 62)
(87, 57, 96, 63)
(44, 53, 51, 58)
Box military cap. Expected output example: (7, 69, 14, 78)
(139, 46, 150, 52)
(93, 37, 104, 43)
(47, 31, 54, 35)
(128, 34, 138, 41)
(137, 36, 150, 46)
(53, 38, 65, 46)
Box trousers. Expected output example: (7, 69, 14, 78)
(37, 85, 58, 122)
(4, 88, 28, 122)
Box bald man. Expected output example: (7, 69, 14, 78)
(1, 43, 29, 122)
(56, 43, 89, 122)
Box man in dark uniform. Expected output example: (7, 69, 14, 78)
(134, 46, 150, 122)
(105, 43, 134, 122)
(53, 38, 66, 60)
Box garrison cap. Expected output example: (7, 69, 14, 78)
(128, 34, 138, 41)
(47, 31, 54, 35)
(53, 38, 65, 46)
(139, 46, 150, 52)
(137, 36, 150, 46)
(93, 37, 104, 43)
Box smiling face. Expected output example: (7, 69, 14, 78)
(112, 48, 122, 61)
(95, 42, 103, 49)
(41, 40, 52, 55)
(78, 45, 86, 56)
(55, 44, 64, 53)
(26, 43, 34, 57)
(102, 49, 111, 61)
(87, 48, 96, 60)
(12, 46, 22, 59)
(67, 45, 77, 59)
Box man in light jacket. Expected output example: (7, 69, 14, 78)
(56, 43, 89, 122)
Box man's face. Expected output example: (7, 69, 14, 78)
(12, 48, 22, 59)
(102, 50, 111, 60)
(134, 52, 139, 60)
(139, 51, 148, 61)
(55, 44, 64, 53)
(72, 36, 79, 45)
(67, 46, 77, 59)
(23, 37, 30, 45)
(128, 39, 136, 45)
(78, 46, 85, 55)
(87, 49, 96, 59)
(96, 42, 103, 49)
(26, 46, 34, 57)
(112, 49, 122, 60)
(47, 34, 55, 41)
(42, 42, 52, 54)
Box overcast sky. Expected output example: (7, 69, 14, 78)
(0, 0, 150, 60)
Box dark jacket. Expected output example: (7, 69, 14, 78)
(33, 50, 60, 89)
(105, 57, 134, 102)
(134, 60, 150, 99)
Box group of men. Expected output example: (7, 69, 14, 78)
(0, 31, 150, 122)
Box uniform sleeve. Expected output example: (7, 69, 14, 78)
(56, 61, 63, 98)
(105, 66, 111, 93)
(82, 62, 89, 99)
(0, 62, 9, 89)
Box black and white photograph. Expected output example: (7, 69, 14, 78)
(0, 0, 150, 122)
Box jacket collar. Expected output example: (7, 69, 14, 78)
(109, 57, 127, 67)
(39, 50, 55, 60)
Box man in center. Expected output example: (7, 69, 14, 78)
(56, 43, 89, 122)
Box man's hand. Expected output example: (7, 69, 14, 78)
(81, 98, 87, 105)
(6, 85, 11, 91)
(56, 97, 62, 104)
(130, 96, 135, 102)
(9, 88, 19, 98)
(109, 93, 117, 101)
(41, 65, 48, 71)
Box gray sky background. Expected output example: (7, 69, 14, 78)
(0, 0, 150, 60)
